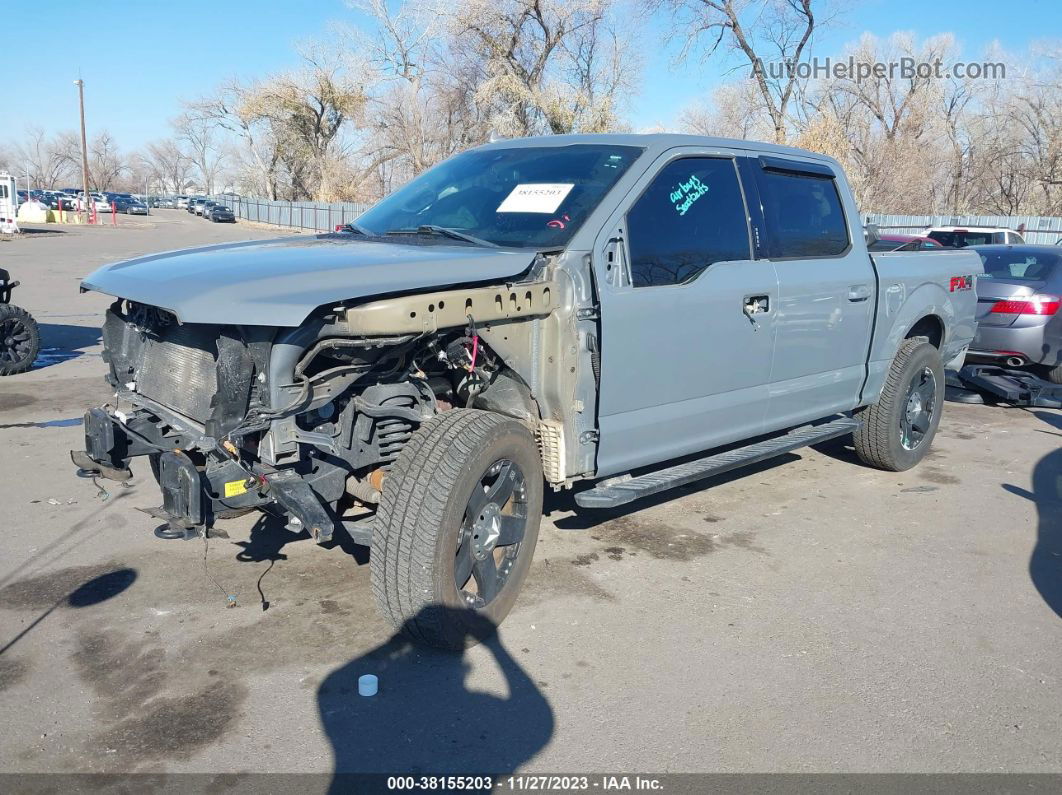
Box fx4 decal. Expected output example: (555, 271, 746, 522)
(949, 275, 974, 292)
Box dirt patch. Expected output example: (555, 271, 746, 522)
(595, 516, 721, 561)
(570, 518, 769, 565)
(319, 599, 344, 615)
(0, 393, 35, 412)
(91, 679, 247, 764)
(0, 657, 29, 691)
(920, 467, 961, 485)
(521, 558, 614, 605)
(73, 629, 169, 718)
(719, 530, 768, 555)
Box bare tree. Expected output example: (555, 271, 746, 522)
(442, 0, 636, 136)
(337, 0, 487, 188)
(16, 126, 76, 189)
(86, 132, 127, 192)
(654, 0, 819, 143)
(186, 79, 287, 199)
(174, 114, 225, 194)
(680, 80, 775, 140)
(142, 139, 195, 194)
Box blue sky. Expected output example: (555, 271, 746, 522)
(5, 0, 1058, 151)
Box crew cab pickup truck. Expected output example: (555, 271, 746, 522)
(72, 134, 982, 648)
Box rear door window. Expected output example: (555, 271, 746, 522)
(756, 167, 849, 258)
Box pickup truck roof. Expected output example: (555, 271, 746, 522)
(476, 132, 841, 165)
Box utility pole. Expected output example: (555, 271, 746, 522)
(75, 79, 91, 224)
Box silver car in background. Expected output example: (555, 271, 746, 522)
(969, 245, 1062, 383)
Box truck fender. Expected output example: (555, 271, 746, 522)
(863, 280, 963, 403)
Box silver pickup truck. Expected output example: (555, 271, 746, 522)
(72, 134, 982, 647)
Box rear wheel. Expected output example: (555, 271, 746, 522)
(372, 409, 543, 649)
(0, 304, 40, 376)
(853, 339, 944, 471)
(1037, 364, 1062, 385)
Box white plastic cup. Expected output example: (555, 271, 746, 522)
(358, 674, 378, 697)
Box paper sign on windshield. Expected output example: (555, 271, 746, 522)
(497, 183, 574, 214)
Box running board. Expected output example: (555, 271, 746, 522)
(575, 417, 861, 509)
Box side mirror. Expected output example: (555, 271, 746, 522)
(864, 223, 880, 247)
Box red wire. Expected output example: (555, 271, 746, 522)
(469, 335, 479, 370)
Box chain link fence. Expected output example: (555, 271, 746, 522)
(865, 213, 1062, 245)
(212, 196, 370, 233)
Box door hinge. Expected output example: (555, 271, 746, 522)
(576, 306, 599, 321)
(579, 430, 600, 444)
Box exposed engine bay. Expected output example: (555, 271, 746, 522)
(72, 267, 592, 544)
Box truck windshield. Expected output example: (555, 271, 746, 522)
(356, 144, 643, 248)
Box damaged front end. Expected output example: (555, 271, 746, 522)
(73, 276, 560, 543)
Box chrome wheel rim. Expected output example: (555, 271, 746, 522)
(455, 458, 527, 609)
(0, 316, 33, 366)
(901, 366, 936, 450)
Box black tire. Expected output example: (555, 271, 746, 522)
(853, 339, 944, 471)
(372, 408, 543, 649)
(0, 304, 40, 376)
(1038, 364, 1062, 385)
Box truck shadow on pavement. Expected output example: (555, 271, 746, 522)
(317, 608, 553, 789)
(33, 323, 102, 369)
(1002, 411, 1062, 619)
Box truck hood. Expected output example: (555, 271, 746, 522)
(81, 235, 536, 326)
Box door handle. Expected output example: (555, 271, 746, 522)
(847, 284, 872, 302)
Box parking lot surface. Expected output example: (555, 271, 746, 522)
(0, 212, 1060, 777)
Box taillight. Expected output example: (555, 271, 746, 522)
(990, 294, 1061, 315)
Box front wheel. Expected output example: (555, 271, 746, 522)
(853, 339, 944, 471)
(0, 304, 40, 376)
(372, 409, 543, 649)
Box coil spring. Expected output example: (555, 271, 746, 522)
(376, 417, 413, 466)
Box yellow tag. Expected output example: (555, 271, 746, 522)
(224, 479, 248, 498)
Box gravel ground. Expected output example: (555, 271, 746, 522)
(0, 212, 1060, 781)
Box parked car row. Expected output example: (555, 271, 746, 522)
(186, 196, 236, 223)
(15, 189, 151, 215)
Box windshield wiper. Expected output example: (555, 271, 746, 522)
(342, 221, 373, 236)
(385, 225, 498, 248)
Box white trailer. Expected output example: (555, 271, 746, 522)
(0, 173, 19, 234)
